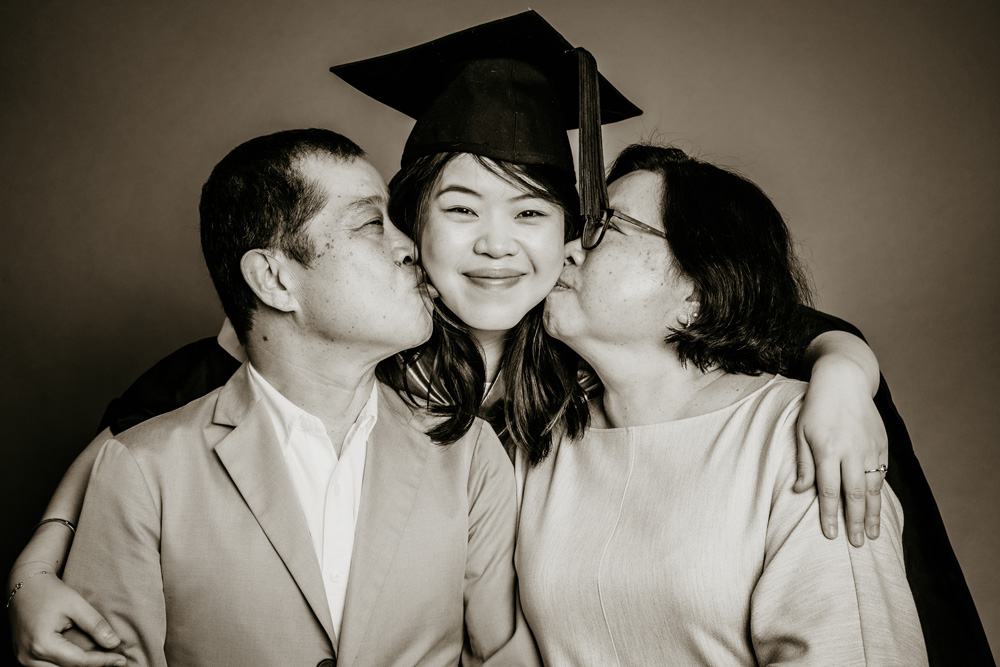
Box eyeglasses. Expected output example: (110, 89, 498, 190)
(581, 208, 668, 249)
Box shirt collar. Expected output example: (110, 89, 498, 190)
(246, 361, 379, 455)
(217, 318, 248, 364)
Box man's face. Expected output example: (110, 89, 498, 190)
(286, 155, 434, 357)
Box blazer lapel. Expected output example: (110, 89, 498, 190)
(337, 385, 429, 667)
(213, 365, 337, 646)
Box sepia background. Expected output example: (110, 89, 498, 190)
(1, 0, 997, 658)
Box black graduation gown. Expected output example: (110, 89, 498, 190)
(96, 310, 994, 666)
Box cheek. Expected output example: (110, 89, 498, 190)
(526, 225, 568, 280)
(418, 218, 461, 284)
(580, 250, 669, 322)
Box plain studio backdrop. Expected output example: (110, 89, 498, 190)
(1, 0, 997, 658)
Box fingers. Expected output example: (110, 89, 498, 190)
(842, 458, 868, 547)
(793, 428, 816, 493)
(67, 598, 120, 649)
(18, 634, 126, 667)
(815, 460, 842, 540)
(865, 463, 886, 541)
(9, 580, 124, 667)
(815, 458, 881, 546)
(794, 422, 840, 539)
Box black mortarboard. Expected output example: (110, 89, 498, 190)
(330, 10, 642, 226)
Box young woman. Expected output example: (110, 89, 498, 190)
(381, 151, 588, 461)
(516, 143, 927, 665)
(8, 13, 901, 667)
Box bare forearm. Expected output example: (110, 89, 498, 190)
(802, 331, 879, 396)
(8, 428, 111, 587)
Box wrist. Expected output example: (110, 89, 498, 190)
(9, 521, 76, 587)
(7, 560, 59, 591)
(810, 352, 876, 397)
(6, 569, 54, 608)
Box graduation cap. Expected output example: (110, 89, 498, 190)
(330, 10, 642, 226)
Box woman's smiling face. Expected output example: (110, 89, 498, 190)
(419, 154, 568, 337)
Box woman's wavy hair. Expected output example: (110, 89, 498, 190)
(606, 144, 812, 376)
(377, 152, 588, 461)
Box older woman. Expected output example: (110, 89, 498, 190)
(516, 144, 928, 665)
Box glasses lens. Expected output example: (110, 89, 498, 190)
(582, 211, 610, 248)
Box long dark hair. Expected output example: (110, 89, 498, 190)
(606, 144, 812, 376)
(379, 152, 588, 461)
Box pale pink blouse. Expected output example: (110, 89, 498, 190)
(515, 376, 926, 666)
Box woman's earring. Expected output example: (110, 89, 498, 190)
(682, 311, 698, 328)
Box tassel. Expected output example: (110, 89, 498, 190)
(576, 47, 607, 228)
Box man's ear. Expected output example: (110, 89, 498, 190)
(240, 249, 299, 313)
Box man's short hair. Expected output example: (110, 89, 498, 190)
(199, 129, 366, 343)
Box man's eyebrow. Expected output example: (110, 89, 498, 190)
(342, 193, 388, 215)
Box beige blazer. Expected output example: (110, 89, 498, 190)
(63, 364, 538, 667)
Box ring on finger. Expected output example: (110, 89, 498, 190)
(864, 463, 888, 475)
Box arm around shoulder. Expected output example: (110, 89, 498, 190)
(7, 428, 127, 667)
(10, 427, 113, 587)
(62, 439, 168, 667)
(796, 330, 888, 544)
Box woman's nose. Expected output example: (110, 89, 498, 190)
(473, 219, 518, 258)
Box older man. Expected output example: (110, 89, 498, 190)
(58, 129, 536, 667)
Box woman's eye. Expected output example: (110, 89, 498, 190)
(363, 218, 384, 230)
(517, 209, 548, 219)
(445, 206, 475, 216)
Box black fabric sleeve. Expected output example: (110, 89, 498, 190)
(793, 307, 994, 665)
(98, 337, 242, 436)
(789, 305, 868, 381)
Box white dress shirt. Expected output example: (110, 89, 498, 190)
(245, 361, 377, 645)
(217, 318, 247, 363)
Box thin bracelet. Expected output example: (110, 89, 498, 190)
(33, 517, 76, 535)
(6, 570, 50, 608)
